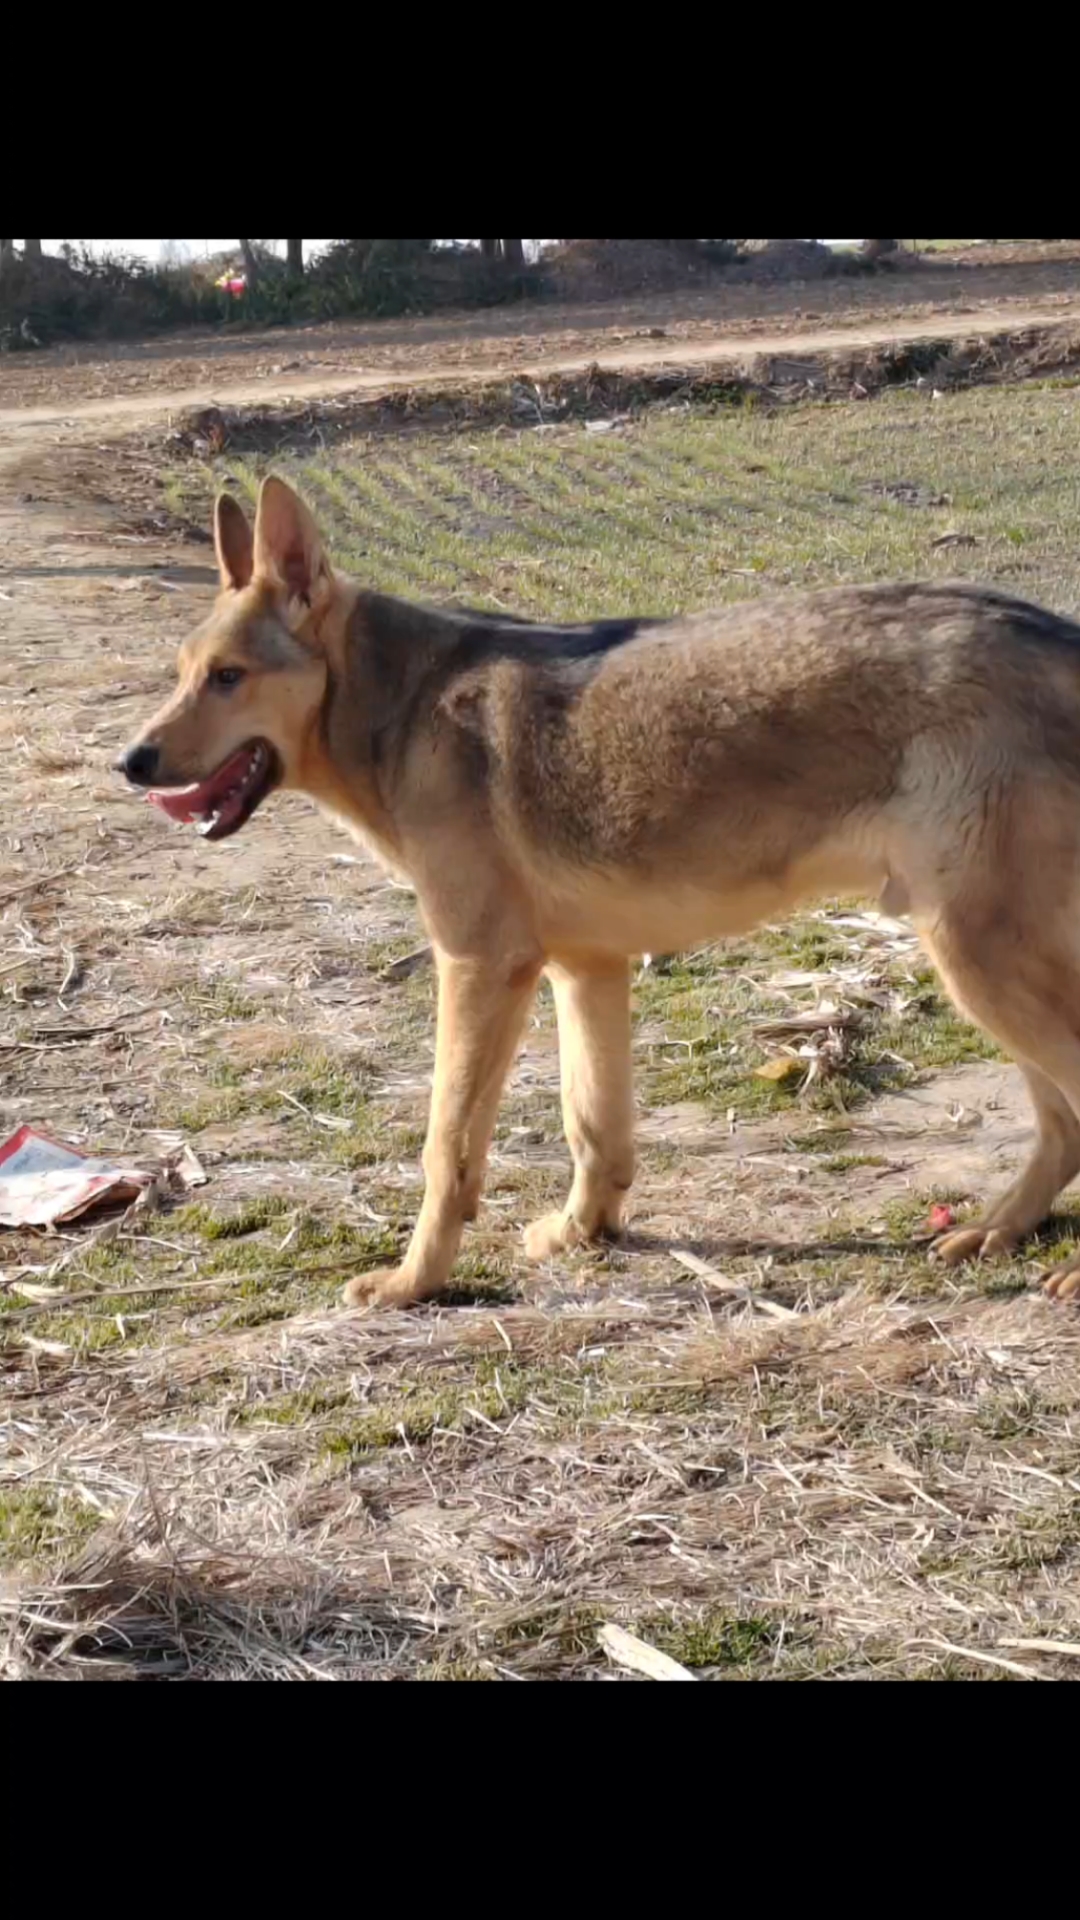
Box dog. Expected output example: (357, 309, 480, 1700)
(118, 475, 1080, 1310)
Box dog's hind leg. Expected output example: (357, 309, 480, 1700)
(523, 956, 635, 1262)
(917, 907, 1080, 1302)
(933, 1063, 1080, 1259)
(343, 947, 540, 1309)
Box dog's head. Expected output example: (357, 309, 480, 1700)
(117, 477, 335, 841)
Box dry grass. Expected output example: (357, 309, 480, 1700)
(4, 1286, 1078, 1680)
(2, 372, 1080, 1679)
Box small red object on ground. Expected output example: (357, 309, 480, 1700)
(928, 1203, 957, 1233)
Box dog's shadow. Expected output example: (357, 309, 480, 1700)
(438, 1281, 521, 1309)
(616, 1226, 933, 1268)
(620, 1212, 1080, 1274)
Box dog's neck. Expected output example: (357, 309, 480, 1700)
(297, 582, 462, 878)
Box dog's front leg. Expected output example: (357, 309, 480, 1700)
(524, 956, 635, 1262)
(342, 947, 540, 1309)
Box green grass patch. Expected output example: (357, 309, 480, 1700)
(178, 1196, 294, 1240)
(634, 922, 997, 1121)
(0, 1486, 100, 1572)
(174, 979, 264, 1022)
(299, 1352, 621, 1463)
(164, 1038, 423, 1167)
(0, 1204, 410, 1358)
(641, 1609, 780, 1672)
(318, 1363, 531, 1461)
(178, 379, 1080, 619)
(818, 1153, 890, 1173)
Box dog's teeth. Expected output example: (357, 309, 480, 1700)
(184, 748, 267, 840)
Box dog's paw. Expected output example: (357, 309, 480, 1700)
(523, 1211, 582, 1262)
(341, 1267, 426, 1310)
(1041, 1258, 1080, 1304)
(930, 1221, 1017, 1266)
(523, 1210, 622, 1263)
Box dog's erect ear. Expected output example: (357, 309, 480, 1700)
(214, 492, 254, 591)
(253, 476, 331, 608)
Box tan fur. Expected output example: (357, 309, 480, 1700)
(122, 476, 1080, 1309)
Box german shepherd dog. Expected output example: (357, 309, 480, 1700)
(119, 476, 1080, 1310)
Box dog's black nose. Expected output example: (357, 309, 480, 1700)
(118, 742, 160, 786)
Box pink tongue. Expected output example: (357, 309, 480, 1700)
(147, 778, 218, 823)
(147, 748, 250, 823)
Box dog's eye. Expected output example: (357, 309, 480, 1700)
(209, 666, 246, 691)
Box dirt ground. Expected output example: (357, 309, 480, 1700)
(2, 257, 1079, 1680)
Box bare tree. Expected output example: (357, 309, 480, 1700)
(24, 238, 42, 261)
(479, 240, 526, 265)
(238, 238, 260, 283)
(286, 237, 304, 277)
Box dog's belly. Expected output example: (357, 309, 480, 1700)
(537, 836, 891, 959)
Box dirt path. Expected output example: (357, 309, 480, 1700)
(2, 298, 1078, 435)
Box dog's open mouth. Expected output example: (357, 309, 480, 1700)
(147, 741, 278, 841)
